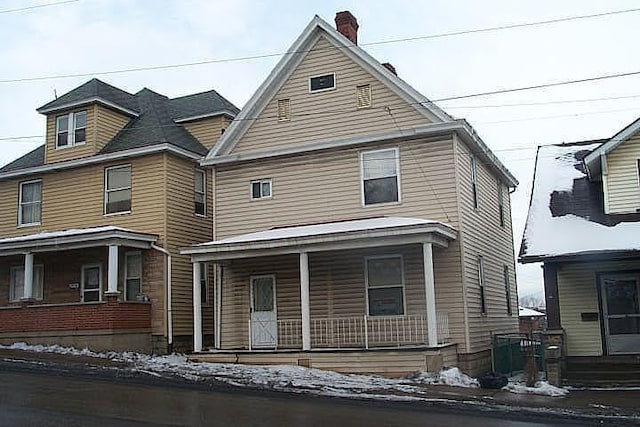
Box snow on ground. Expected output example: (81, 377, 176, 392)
(1, 342, 570, 399)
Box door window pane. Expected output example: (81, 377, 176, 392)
(252, 277, 274, 312)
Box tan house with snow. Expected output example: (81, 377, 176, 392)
(183, 12, 520, 376)
(0, 79, 238, 353)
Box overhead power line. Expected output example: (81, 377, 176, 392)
(0, 0, 79, 14)
(1, 6, 639, 83)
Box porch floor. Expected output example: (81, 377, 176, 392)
(189, 344, 458, 377)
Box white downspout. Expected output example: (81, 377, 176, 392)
(152, 244, 173, 350)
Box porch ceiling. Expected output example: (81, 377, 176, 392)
(182, 217, 457, 262)
(0, 226, 158, 256)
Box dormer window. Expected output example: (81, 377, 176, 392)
(309, 73, 336, 93)
(56, 111, 87, 148)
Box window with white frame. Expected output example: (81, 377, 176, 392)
(471, 155, 479, 209)
(195, 169, 206, 216)
(309, 73, 336, 93)
(361, 147, 400, 205)
(9, 265, 44, 301)
(478, 256, 486, 315)
(56, 111, 87, 148)
(125, 252, 142, 301)
(250, 179, 272, 200)
(497, 181, 505, 227)
(366, 255, 405, 316)
(18, 179, 42, 226)
(200, 263, 209, 305)
(104, 165, 131, 215)
(504, 265, 512, 316)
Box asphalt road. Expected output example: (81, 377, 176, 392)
(0, 368, 594, 427)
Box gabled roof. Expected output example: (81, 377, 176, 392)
(206, 14, 453, 160)
(584, 116, 640, 179)
(519, 141, 640, 263)
(37, 78, 140, 116)
(170, 90, 240, 122)
(0, 145, 44, 173)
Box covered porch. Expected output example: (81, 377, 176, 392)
(0, 226, 160, 352)
(184, 217, 458, 362)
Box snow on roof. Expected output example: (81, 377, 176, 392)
(521, 143, 640, 260)
(519, 306, 545, 317)
(0, 226, 135, 244)
(201, 217, 449, 246)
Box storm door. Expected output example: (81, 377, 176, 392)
(81, 264, 102, 302)
(601, 274, 640, 354)
(250, 275, 277, 348)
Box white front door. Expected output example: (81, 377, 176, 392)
(250, 275, 277, 348)
(601, 274, 640, 354)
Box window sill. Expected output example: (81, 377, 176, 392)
(104, 210, 131, 218)
(194, 213, 207, 219)
(250, 197, 273, 201)
(55, 142, 86, 151)
(17, 222, 41, 228)
(362, 200, 402, 208)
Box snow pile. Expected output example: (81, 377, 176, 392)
(504, 380, 568, 397)
(409, 368, 479, 388)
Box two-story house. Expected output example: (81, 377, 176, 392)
(520, 118, 640, 385)
(183, 12, 519, 376)
(0, 78, 238, 353)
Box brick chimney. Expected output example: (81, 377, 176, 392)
(382, 62, 397, 76)
(335, 11, 359, 45)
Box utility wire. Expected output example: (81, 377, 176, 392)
(1, 6, 639, 83)
(0, 0, 79, 14)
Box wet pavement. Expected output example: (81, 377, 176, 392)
(0, 348, 639, 426)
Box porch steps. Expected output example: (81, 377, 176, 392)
(564, 356, 640, 386)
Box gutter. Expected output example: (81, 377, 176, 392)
(151, 244, 173, 351)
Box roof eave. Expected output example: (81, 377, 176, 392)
(174, 110, 237, 123)
(37, 97, 140, 117)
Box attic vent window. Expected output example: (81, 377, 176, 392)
(356, 84, 372, 109)
(309, 73, 336, 93)
(277, 99, 290, 121)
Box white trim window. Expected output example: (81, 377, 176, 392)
(309, 73, 336, 93)
(471, 155, 479, 209)
(250, 179, 272, 200)
(104, 165, 131, 215)
(9, 265, 44, 301)
(195, 169, 206, 216)
(200, 263, 209, 305)
(365, 255, 405, 316)
(56, 111, 87, 148)
(478, 256, 486, 315)
(18, 179, 42, 226)
(125, 252, 142, 301)
(81, 264, 102, 303)
(361, 147, 400, 206)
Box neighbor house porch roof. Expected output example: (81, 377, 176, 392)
(0, 226, 158, 256)
(182, 217, 456, 261)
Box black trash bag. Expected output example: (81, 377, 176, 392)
(478, 372, 508, 389)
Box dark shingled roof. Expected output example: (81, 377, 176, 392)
(37, 78, 140, 114)
(170, 90, 240, 121)
(0, 145, 45, 173)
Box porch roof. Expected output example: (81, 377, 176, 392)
(182, 217, 457, 261)
(0, 226, 158, 256)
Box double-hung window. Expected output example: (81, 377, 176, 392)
(56, 111, 86, 148)
(471, 155, 479, 209)
(9, 265, 44, 301)
(104, 165, 131, 215)
(125, 252, 142, 301)
(366, 255, 405, 316)
(478, 256, 487, 315)
(497, 182, 505, 227)
(361, 147, 400, 205)
(195, 169, 206, 216)
(18, 179, 42, 226)
(251, 179, 272, 200)
(504, 265, 512, 316)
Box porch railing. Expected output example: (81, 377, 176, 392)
(276, 312, 449, 349)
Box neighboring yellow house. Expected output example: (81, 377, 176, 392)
(183, 12, 520, 376)
(0, 78, 238, 353)
(520, 118, 640, 385)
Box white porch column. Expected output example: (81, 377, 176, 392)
(193, 262, 203, 352)
(214, 264, 222, 349)
(22, 253, 34, 300)
(422, 242, 438, 347)
(107, 244, 119, 294)
(299, 252, 311, 351)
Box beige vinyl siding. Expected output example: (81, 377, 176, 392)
(45, 105, 97, 164)
(164, 155, 214, 337)
(455, 137, 518, 353)
(604, 135, 640, 214)
(230, 35, 429, 155)
(94, 105, 131, 152)
(183, 116, 228, 150)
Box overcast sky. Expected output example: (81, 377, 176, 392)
(1, 0, 639, 299)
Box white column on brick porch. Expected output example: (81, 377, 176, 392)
(107, 244, 119, 294)
(299, 251, 311, 351)
(193, 261, 203, 352)
(422, 242, 438, 347)
(22, 252, 34, 300)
